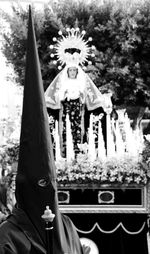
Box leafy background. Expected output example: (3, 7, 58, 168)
(1, 0, 150, 107)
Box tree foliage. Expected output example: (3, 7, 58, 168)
(1, 0, 150, 107)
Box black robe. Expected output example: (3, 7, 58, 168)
(0, 207, 83, 254)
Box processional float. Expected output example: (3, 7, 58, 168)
(45, 27, 150, 254)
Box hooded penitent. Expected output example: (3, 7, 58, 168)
(15, 6, 83, 254)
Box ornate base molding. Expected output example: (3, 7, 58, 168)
(58, 182, 150, 214)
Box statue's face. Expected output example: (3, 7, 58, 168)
(67, 67, 78, 79)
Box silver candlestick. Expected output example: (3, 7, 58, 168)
(42, 206, 55, 254)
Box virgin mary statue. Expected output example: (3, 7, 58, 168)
(45, 28, 112, 158)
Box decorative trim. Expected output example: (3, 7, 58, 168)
(74, 222, 146, 235)
(98, 191, 114, 204)
(147, 181, 150, 213)
(58, 184, 150, 214)
(49, 28, 94, 68)
(58, 190, 70, 204)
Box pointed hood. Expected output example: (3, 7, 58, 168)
(15, 6, 82, 253)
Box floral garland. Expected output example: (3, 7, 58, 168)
(56, 155, 148, 186)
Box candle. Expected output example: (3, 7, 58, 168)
(106, 111, 116, 158)
(97, 119, 106, 160)
(88, 114, 96, 162)
(115, 120, 125, 158)
(124, 113, 138, 157)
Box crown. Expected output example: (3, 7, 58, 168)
(49, 27, 96, 70)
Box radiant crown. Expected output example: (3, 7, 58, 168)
(49, 27, 95, 70)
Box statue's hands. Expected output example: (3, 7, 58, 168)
(58, 89, 68, 101)
(79, 92, 85, 104)
(82, 244, 91, 254)
(65, 90, 70, 101)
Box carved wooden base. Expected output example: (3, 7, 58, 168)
(58, 182, 150, 214)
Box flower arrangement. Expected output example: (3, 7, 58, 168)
(0, 137, 150, 188)
(56, 141, 150, 186)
